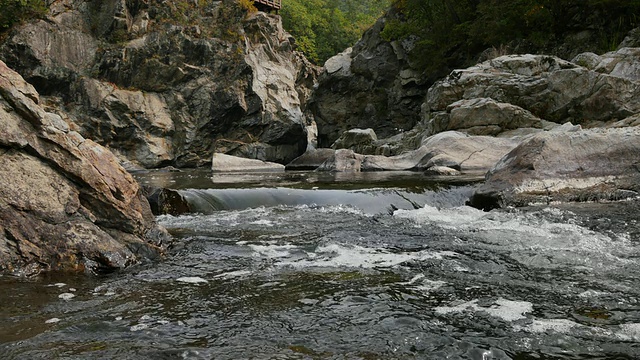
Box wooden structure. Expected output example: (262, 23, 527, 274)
(254, 0, 281, 12)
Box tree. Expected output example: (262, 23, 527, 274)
(281, 0, 391, 64)
(0, 0, 47, 31)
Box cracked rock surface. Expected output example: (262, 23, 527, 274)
(0, 61, 169, 275)
(468, 127, 640, 210)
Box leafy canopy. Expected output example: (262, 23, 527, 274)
(382, 0, 640, 73)
(281, 0, 391, 64)
(0, 0, 47, 31)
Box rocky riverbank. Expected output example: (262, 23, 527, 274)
(0, 61, 169, 276)
(1, 1, 640, 274)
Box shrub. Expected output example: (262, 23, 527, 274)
(0, 0, 47, 31)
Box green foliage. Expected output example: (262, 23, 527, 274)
(382, 0, 640, 73)
(281, 0, 391, 64)
(0, 0, 46, 31)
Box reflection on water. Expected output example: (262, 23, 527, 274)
(1, 170, 640, 359)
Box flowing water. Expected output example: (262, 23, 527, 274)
(2, 170, 640, 359)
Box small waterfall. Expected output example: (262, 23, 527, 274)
(162, 186, 477, 215)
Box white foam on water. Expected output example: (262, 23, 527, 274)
(279, 243, 457, 269)
(213, 270, 252, 279)
(400, 274, 447, 291)
(176, 276, 208, 284)
(157, 207, 270, 229)
(435, 298, 533, 322)
(249, 219, 276, 226)
(578, 289, 608, 298)
(130, 323, 149, 332)
(395, 205, 486, 229)
(248, 244, 297, 258)
(518, 319, 580, 334)
(47, 283, 66, 288)
(45, 318, 61, 324)
(58, 293, 75, 301)
(395, 204, 636, 269)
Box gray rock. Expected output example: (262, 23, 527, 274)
(332, 128, 378, 154)
(0, 0, 318, 168)
(424, 54, 640, 131)
(316, 149, 364, 172)
(468, 127, 640, 210)
(212, 153, 285, 172)
(428, 98, 545, 136)
(424, 166, 460, 176)
(315, 131, 521, 175)
(416, 131, 523, 174)
(309, 11, 428, 147)
(0, 61, 168, 275)
(285, 148, 336, 170)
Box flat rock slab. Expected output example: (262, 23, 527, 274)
(468, 127, 640, 210)
(212, 153, 285, 172)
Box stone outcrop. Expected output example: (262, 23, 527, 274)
(0, 0, 317, 168)
(212, 153, 285, 172)
(0, 61, 169, 275)
(424, 54, 640, 136)
(468, 127, 640, 210)
(331, 128, 378, 154)
(313, 131, 520, 175)
(285, 148, 335, 171)
(308, 10, 429, 147)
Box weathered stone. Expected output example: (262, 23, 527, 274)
(424, 166, 461, 176)
(468, 127, 640, 210)
(285, 148, 336, 170)
(424, 54, 640, 131)
(316, 149, 364, 172)
(0, 0, 318, 168)
(416, 131, 522, 174)
(309, 11, 428, 147)
(212, 153, 285, 172)
(428, 98, 546, 136)
(0, 61, 168, 275)
(332, 128, 378, 154)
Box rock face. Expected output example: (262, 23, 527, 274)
(331, 128, 378, 154)
(0, 0, 317, 168)
(424, 54, 640, 135)
(308, 10, 429, 147)
(0, 61, 168, 275)
(313, 131, 520, 175)
(468, 127, 640, 210)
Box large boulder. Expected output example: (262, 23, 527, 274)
(331, 128, 378, 154)
(315, 131, 522, 175)
(212, 153, 285, 172)
(285, 148, 336, 171)
(424, 54, 640, 135)
(0, 0, 318, 168)
(0, 61, 169, 275)
(468, 127, 640, 210)
(428, 98, 553, 136)
(415, 131, 523, 174)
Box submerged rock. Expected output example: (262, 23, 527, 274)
(0, 61, 169, 275)
(468, 127, 640, 210)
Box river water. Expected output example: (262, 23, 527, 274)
(1, 170, 640, 359)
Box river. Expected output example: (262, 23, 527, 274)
(1, 170, 639, 359)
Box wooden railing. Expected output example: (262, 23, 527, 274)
(254, 0, 281, 10)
